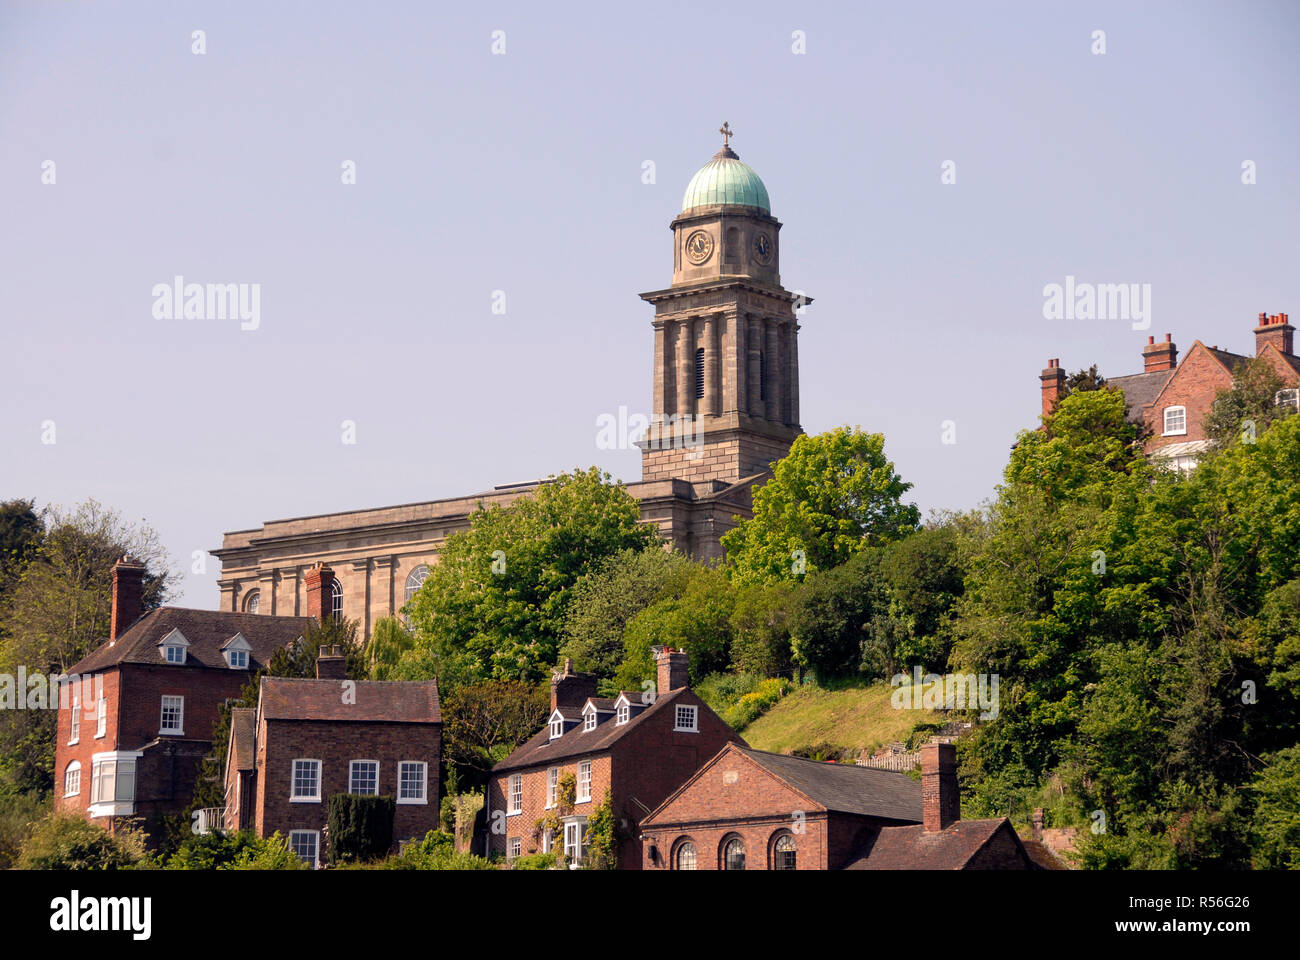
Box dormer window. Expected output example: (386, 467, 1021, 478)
(617, 701, 630, 725)
(584, 709, 596, 732)
(222, 632, 252, 670)
(548, 711, 565, 740)
(158, 628, 189, 665)
(1162, 405, 1187, 437)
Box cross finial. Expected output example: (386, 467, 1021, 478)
(719, 121, 733, 149)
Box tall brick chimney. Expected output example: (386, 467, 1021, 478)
(304, 563, 337, 623)
(1143, 333, 1177, 371)
(551, 658, 597, 712)
(110, 555, 146, 641)
(1255, 312, 1293, 356)
(1040, 360, 1065, 419)
(921, 742, 960, 833)
(315, 644, 347, 680)
(655, 646, 690, 694)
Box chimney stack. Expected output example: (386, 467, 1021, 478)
(655, 645, 690, 694)
(1040, 360, 1065, 419)
(551, 658, 597, 712)
(111, 555, 146, 641)
(304, 563, 337, 623)
(921, 742, 960, 833)
(1254, 311, 1294, 357)
(315, 644, 347, 680)
(1032, 808, 1045, 840)
(1143, 333, 1177, 372)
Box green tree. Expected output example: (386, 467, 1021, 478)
(1248, 745, 1300, 869)
(729, 580, 798, 678)
(1203, 356, 1295, 448)
(441, 679, 549, 784)
(17, 813, 146, 870)
(558, 548, 697, 681)
(366, 616, 416, 680)
(722, 426, 920, 584)
(613, 566, 736, 691)
(405, 468, 658, 684)
(0, 498, 42, 612)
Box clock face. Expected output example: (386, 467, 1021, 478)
(685, 230, 714, 265)
(752, 232, 773, 264)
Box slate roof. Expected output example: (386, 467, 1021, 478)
(738, 747, 922, 822)
(259, 676, 440, 724)
(1107, 370, 1173, 422)
(845, 818, 1025, 869)
(494, 688, 689, 772)
(70, 607, 311, 674)
(229, 708, 257, 771)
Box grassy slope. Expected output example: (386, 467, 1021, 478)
(738, 681, 943, 756)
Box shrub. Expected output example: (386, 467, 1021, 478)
(222, 831, 308, 870)
(327, 794, 396, 864)
(511, 852, 559, 870)
(18, 812, 146, 870)
(382, 830, 495, 870)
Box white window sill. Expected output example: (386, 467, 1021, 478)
(95, 732, 106, 739)
(67, 738, 79, 746)
(1162, 430, 1187, 437)
(506, 810, 522, 817)
(159, 730, 184, 736)
(576, 796, 591, 805)
(396, 797, 427, 805)
(88, 801, 135, 818)
(673, 727, 699, 733)
(290, 796, 321, 804)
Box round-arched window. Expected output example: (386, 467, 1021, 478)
(64, 761, 81, 798)
(722, 836, 745, 871)
(243, 589, 260, 614)
(674, 839, 697, 871)
(771, 831, 796, 870)
(405, 565, 429, 606)
(329, 580, 343, 622)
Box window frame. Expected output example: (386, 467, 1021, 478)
(1162, 405, 1187, 437)
(674, 704, 699, 733)
(291, 758, 323, 803)
(674, 838, 698, 871)
(563, 817, 587, 867)
(507, 773, 522, 815)
(546, 767, 558, 809)
(1276, 388, 1300, 410)
(770, 831, 797, 870)
(508, 836, 522, 860)
(289, 829, 320, 868)
(722, 835, 746, 871)
(64, 761, 81, 798)
(616, 700, 630, 725)
(329, 580, 343, 622)
(576, 760, 592, 803)
(87, 751, 140, 816)
(397, 761, 428, 805)
(582, 706, 597, 732)
(159, 695, 185, 736)
(349, 759, 380, 796)
(95, 694, 107, 738)
(68, 687, 80, 745)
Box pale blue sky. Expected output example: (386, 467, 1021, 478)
(3, 1, 1298, 606)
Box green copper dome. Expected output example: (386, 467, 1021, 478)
(681, 146, 770, 213)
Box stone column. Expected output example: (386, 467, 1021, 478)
(765, 318, 782, 421)
(747, 315, 764, 418)
(789, 317, 801, 426)
(652, 320, 667, 419)
(277, 567, 300, 617)
(675, 317, 695, 422)
(703, 314, 719, 418)
(728, 310, 746, 415)
(351, 558, 373, 640)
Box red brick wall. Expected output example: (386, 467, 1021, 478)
(54, 669, 119, 815)
(486, 691, 742, 868)
(253, 716, 441, 857)
(1143, 345, 1234, 450)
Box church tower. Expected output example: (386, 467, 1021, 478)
(640, 124, 807, 485)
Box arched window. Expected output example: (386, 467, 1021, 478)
(722, 835, 745, 870)
(759, 351, 767, 402)
(674, 839, 697, 870)
(695, 348, 705, 399)
(242, 589, 260, 614)
(64, 761, 81, 798)
(329, 580, 343, 622)
(404, 565, 429, 607)
(771, 831, 796, 870)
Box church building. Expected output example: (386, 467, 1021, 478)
(212, 127, 809, 638)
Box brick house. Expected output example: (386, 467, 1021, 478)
(1041, 311, 1299, 470)
(640, 742, 1039, 870)
(221, 646, 442, 867)
(55, 557, 311, 838)
(486, 647, 743, 869)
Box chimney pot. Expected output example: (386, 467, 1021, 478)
(110, 556, 146, 641)
(315, 644, 347, 680)
(1143, 334, 1178, 372)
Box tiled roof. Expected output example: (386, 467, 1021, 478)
(1107, 370, 1173, 422)
(494, 688, 689, 772)
(70, 607, 311, 674)
(845, 818, 1022, 869)
(229, 708, 257, 771)
(739, 748, 922, 822)
(259, 677, 440, 724)
(1020, 837, 1068, 870)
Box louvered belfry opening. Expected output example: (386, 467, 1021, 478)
(695, 348, 705, 399)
